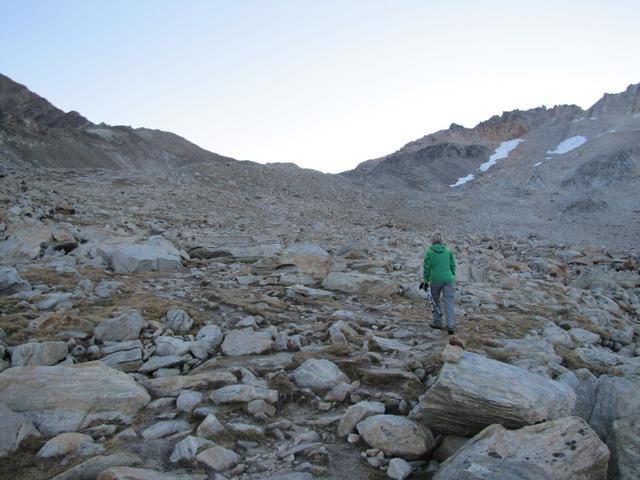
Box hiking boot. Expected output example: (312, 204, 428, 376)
(429, 322, 444, 330)
(447, 327, 455, 335)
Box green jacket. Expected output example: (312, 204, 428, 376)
(423, 243, 456, 284)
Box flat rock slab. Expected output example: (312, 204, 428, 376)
(321, 271, 397, 296)
(11, 341, 68, 366)
(97, 467, 206, 480)
(97, 240, 183, 273)
(434, 416, 609, 480)
(0, 361, 150, 436)
(52, 453, 143, 480)
(356, 414, 435, 460)
(410, 352, 575, 436)
(221, 328, 274, 356)
(138, 371, 237, 397)
(210, 384, 278, 404)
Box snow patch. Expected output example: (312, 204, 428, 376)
(571, 117, 585, 123)
(547, 136, 587, 155)
(534, 162, 542, 167)
(450, 174, 475, 188)
(479, 139, 523, 172)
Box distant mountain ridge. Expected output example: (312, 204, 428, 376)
(0, 73, 235, 169)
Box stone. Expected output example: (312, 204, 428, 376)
(101, 347, 143, 372)
(441, 343, 464, 363)
(210, 384, 278, 404)
(371, 335, 411, 352)
(0, 223, 51, 261)
(0, 361, 150, 436)
(96, 238, 183, 273)
(196, 446, 240, 472)
(94, 280, 122, 298)
(154, 336, 192, 356)
(170, 435, 214, 464)
(164, 308, 193, 333)
(176, 390, 203, 414)
(569, 327, 602, 346)
(52, 453, 143, 480)
(94, 310, 146, 343)
(286, 284, 336, 300)
(221, 328, 274, 356)
(37, 432, 95, 458)
(138, 371, 237, 397)
(387, 458, 412, 480)
(321, 271, 397, 296)
(0, 401, 41, 457)
(357, 415, 434, 460)
(409, 352, 576, 436)
(97, 467, 205, 480)
(433, 417, 609, 480)
(252, 243, 331, 278)
(196, 414, 227, 439)
(195, 325, 224, 352)
(432, 435, 470, 462)
(138, 355, 188, 373)
(0, 267, 31, 294)
(11, 341, 68, 366)
(141, 420, 192, 440)
(542, 322, 573, 348)
(337, 401, 386, 437)
(291, 359, 349, 392)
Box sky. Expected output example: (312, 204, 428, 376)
(1, 1, 639, 173)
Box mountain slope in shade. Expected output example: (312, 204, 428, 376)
(0, 73, 235, 169)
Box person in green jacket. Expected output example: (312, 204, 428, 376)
(421, 231, 457, 334)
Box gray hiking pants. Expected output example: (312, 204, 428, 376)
(430, 282, 455, 329)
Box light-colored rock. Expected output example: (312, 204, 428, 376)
(170, 435, 214, 464)
(410, 352, 575, 436)
(164, 308, 193, 333)
(154, 336, 192, 356)
(141, 420, 192, 440)
(371, 335, 410, 352)
(52, 453, 143, 480)
(0, 223, 50, 261)
(291, 358, 349, 392)
(138, 371, 237, 397)
(441, 343, 464, 363)
(0, 361, 150, 436)
(97, 467, 205, 480)
(433, 417, 609, 480)
(195, 325, 223, 352)
(0, 267, 31, 294)
(337, 401, 385, 437)
(432, 435, 470, 462)
(569, 327, 602, 346)
(95, 310, 146, 343)
(196, 446, 240, 472)
(543, 322, 573, 348)
(321, 271, 397, 296)
(138, 355, 188, 373)
(11, 341, 68, 366)
(286, 285, 336, 300)
(196, 414, 227, 439)
(357, 414, 434, 460)
(37, 432, 95, 458)
(252, 243, 331, 279)
(0, 401, 41, 457)
(387, 457, 412, 480)
(97, 238, 183, 273)
(221, 328, 273, 356)
(210, 384, 278, 404)
(101, 347, 143, 372)
(176, 390, 203, 414)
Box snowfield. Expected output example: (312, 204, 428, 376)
(450, 174, 475, 188)
(479, 139, 523, 172)
(547, 135, 587, 155)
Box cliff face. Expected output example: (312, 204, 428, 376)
(0, 73, 234, 170)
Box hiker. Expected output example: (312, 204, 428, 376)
(420, 231, 456, 334)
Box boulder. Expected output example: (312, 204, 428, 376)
(252, 243, 331, 278)
(196, 414, 227, 439)
(170, 435, 214, 464)
(356, 414, 435, 460)
(321, 271, 397, 296)
(196, 445, 240, 472)
(52, 453, 143, 480)
(221, 328, 274, 356)
(0, 223, 51, 261)
(291, 358, 349, 392)
(0, 267, 31, 294)
(0, 361, 150, 436)
(410, 352, 575, 436)
(37, 432, 96, 458)
(94, 310, 146, 343)
(195, 325, 223, 352)
(138, 371, 237, 397)
(433, 417, 609, 480)
(11, 341, 68, 366)
(97, 238, 183, 273)
(154, 336, 192, 356)
(210, 384, 278, 404)
(387, 458, 412, 480)
(163, 308, 193, 333)
(337, 401, 386, 437)
(141, 420, 192, 440)
(97, 467, 205, 480)
(0, 402, 41, 457)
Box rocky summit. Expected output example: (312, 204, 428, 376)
(0, 74, 639, 480)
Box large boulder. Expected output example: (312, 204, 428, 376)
(0, 402, 41, 457)
(0, 223, 51, 261)
(434, 417, 609, 480)
(11, 341, 68, 366)
(221, 328, 274, 356)
(94, 310, 146, 343)
(0, 361, 150, 436)
(410, 352, 575, 436)
(0, 267, 31, 294)
(337, 401, 385, 437)
(97, 237, 183, 273)
(356, 414, 435, 460)
(252, 243, 331, 278)
(321, 271, 397, 296)
(291, 358, 349, 392)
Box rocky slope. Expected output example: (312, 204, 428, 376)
(0, 73, 234, 169)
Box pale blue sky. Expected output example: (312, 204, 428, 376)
(1, 1, 639, 172)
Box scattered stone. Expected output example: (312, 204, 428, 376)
(210, 384, 278, 404)
(141, 420, 192, 440)
(356, 414, 435, 460)
(291, 359, 349, 392)
(196, 414, 227, 439)
(196, 445, 240, 472)
(37, 432, 96, 458)
(94, 310, 146, 343)
(138, 371, 237, 397)
(221, 328, 274, 356)
(170, 435, 214, 464)
(387, 458, 412, 480)
(321, 271, 397, 296)
(164, 308, 193, 333)
(11, 341, 68, 366)
(337, 401, 386, 437)
(176, 390, 203, 414)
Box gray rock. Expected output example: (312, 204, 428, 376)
(11, 341, 68, 366)
(51, 453, 143, 480)
(432, 435, 470, 462)
(96, 467, 205, 480)
(196, 414, 227, 439)
(410, 352, 575, 436)
(138, 371, 237, 397)
(154, 336, 192, 356)
(170, 435, 214, 464)
(101, 340, 143, 355)
(221, 328, 274, 356)
(100, 347, 143, 372)
(97, 238, 183, 273)
(195, 325, 224, 352)
(0, 401, 41, 457)
(138, 355, 188, 373)
(387, 458, 412, 480)
(291, 358, 349, 392)
(37, 432, 96, 458)
(433, 417, 609, 480)
(94, 280, 122, 298)
(176, 390, 203, 414)
(337, 401, 386, 437)
(542, 322, 573, 348)
(286, 285, 336, 300)
(94, 310, 146, 343)
(196, 445, 240, 472)
(0, 361, 150, 436)
(210, 384, 278, 404)
(252, 243, 331, 279)
(321, 271, 397, 296)
(164, 308, 193, 333)
(141, 420, 192, 440)
(356, 414, 435, 460)
(371, 335, 410, 352)
(0, 267, 31, 294)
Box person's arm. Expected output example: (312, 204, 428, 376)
(450, 251, 456, 277)
(423, 251, 431, 283)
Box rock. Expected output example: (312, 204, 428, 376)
(387, 458, 412, 480)
(37, 432, 96, 458)
(97, 238, 183, 273)
(409, 352, 575, 436)
(195, 325, 223, 352)
(433, 417, 609, 480)
(221, 328, 274, 356)
(101, 347, 143, 372)
(0, 223, 51, 261)
(94, 310, 146, 343)
(170, 435, 214, 464)
(371, 335, 410, 352)
(154, 336, 192, 356)
(337, 401, 386, 437)
(246, 399, 276, 416)
(542, 322, 573, 348)
(321, 271, 397, 296)
(94, 280, 122, 298)
(176, 390, 203, 414)
(252, 243, 331, 279)
(357, 415, 435, 460)
(291, 359, 349, 392)
(286, 285, 336, 300)
(141, 420, 192, 440)
(138, 371, 237, 397)
(138, 355, 188, 373)
(0, 361, 150, 436)
(164, 308, 193, 333)
(432, 435, 470, 462)
(0, 267, 31, 294)
(0, 401, 41, 457)
(196, 414, 227, 439)
(210, 384, 278, 404)
(569, 328, 602, 346)
(196, 445, 240, 472)
(52, 453, 143, 480)
(11, 341, 68, 366)
(97, 467, 205, 480)
(441, 344, 464, 363)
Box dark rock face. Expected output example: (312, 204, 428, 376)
(562, 149, 638, 188)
